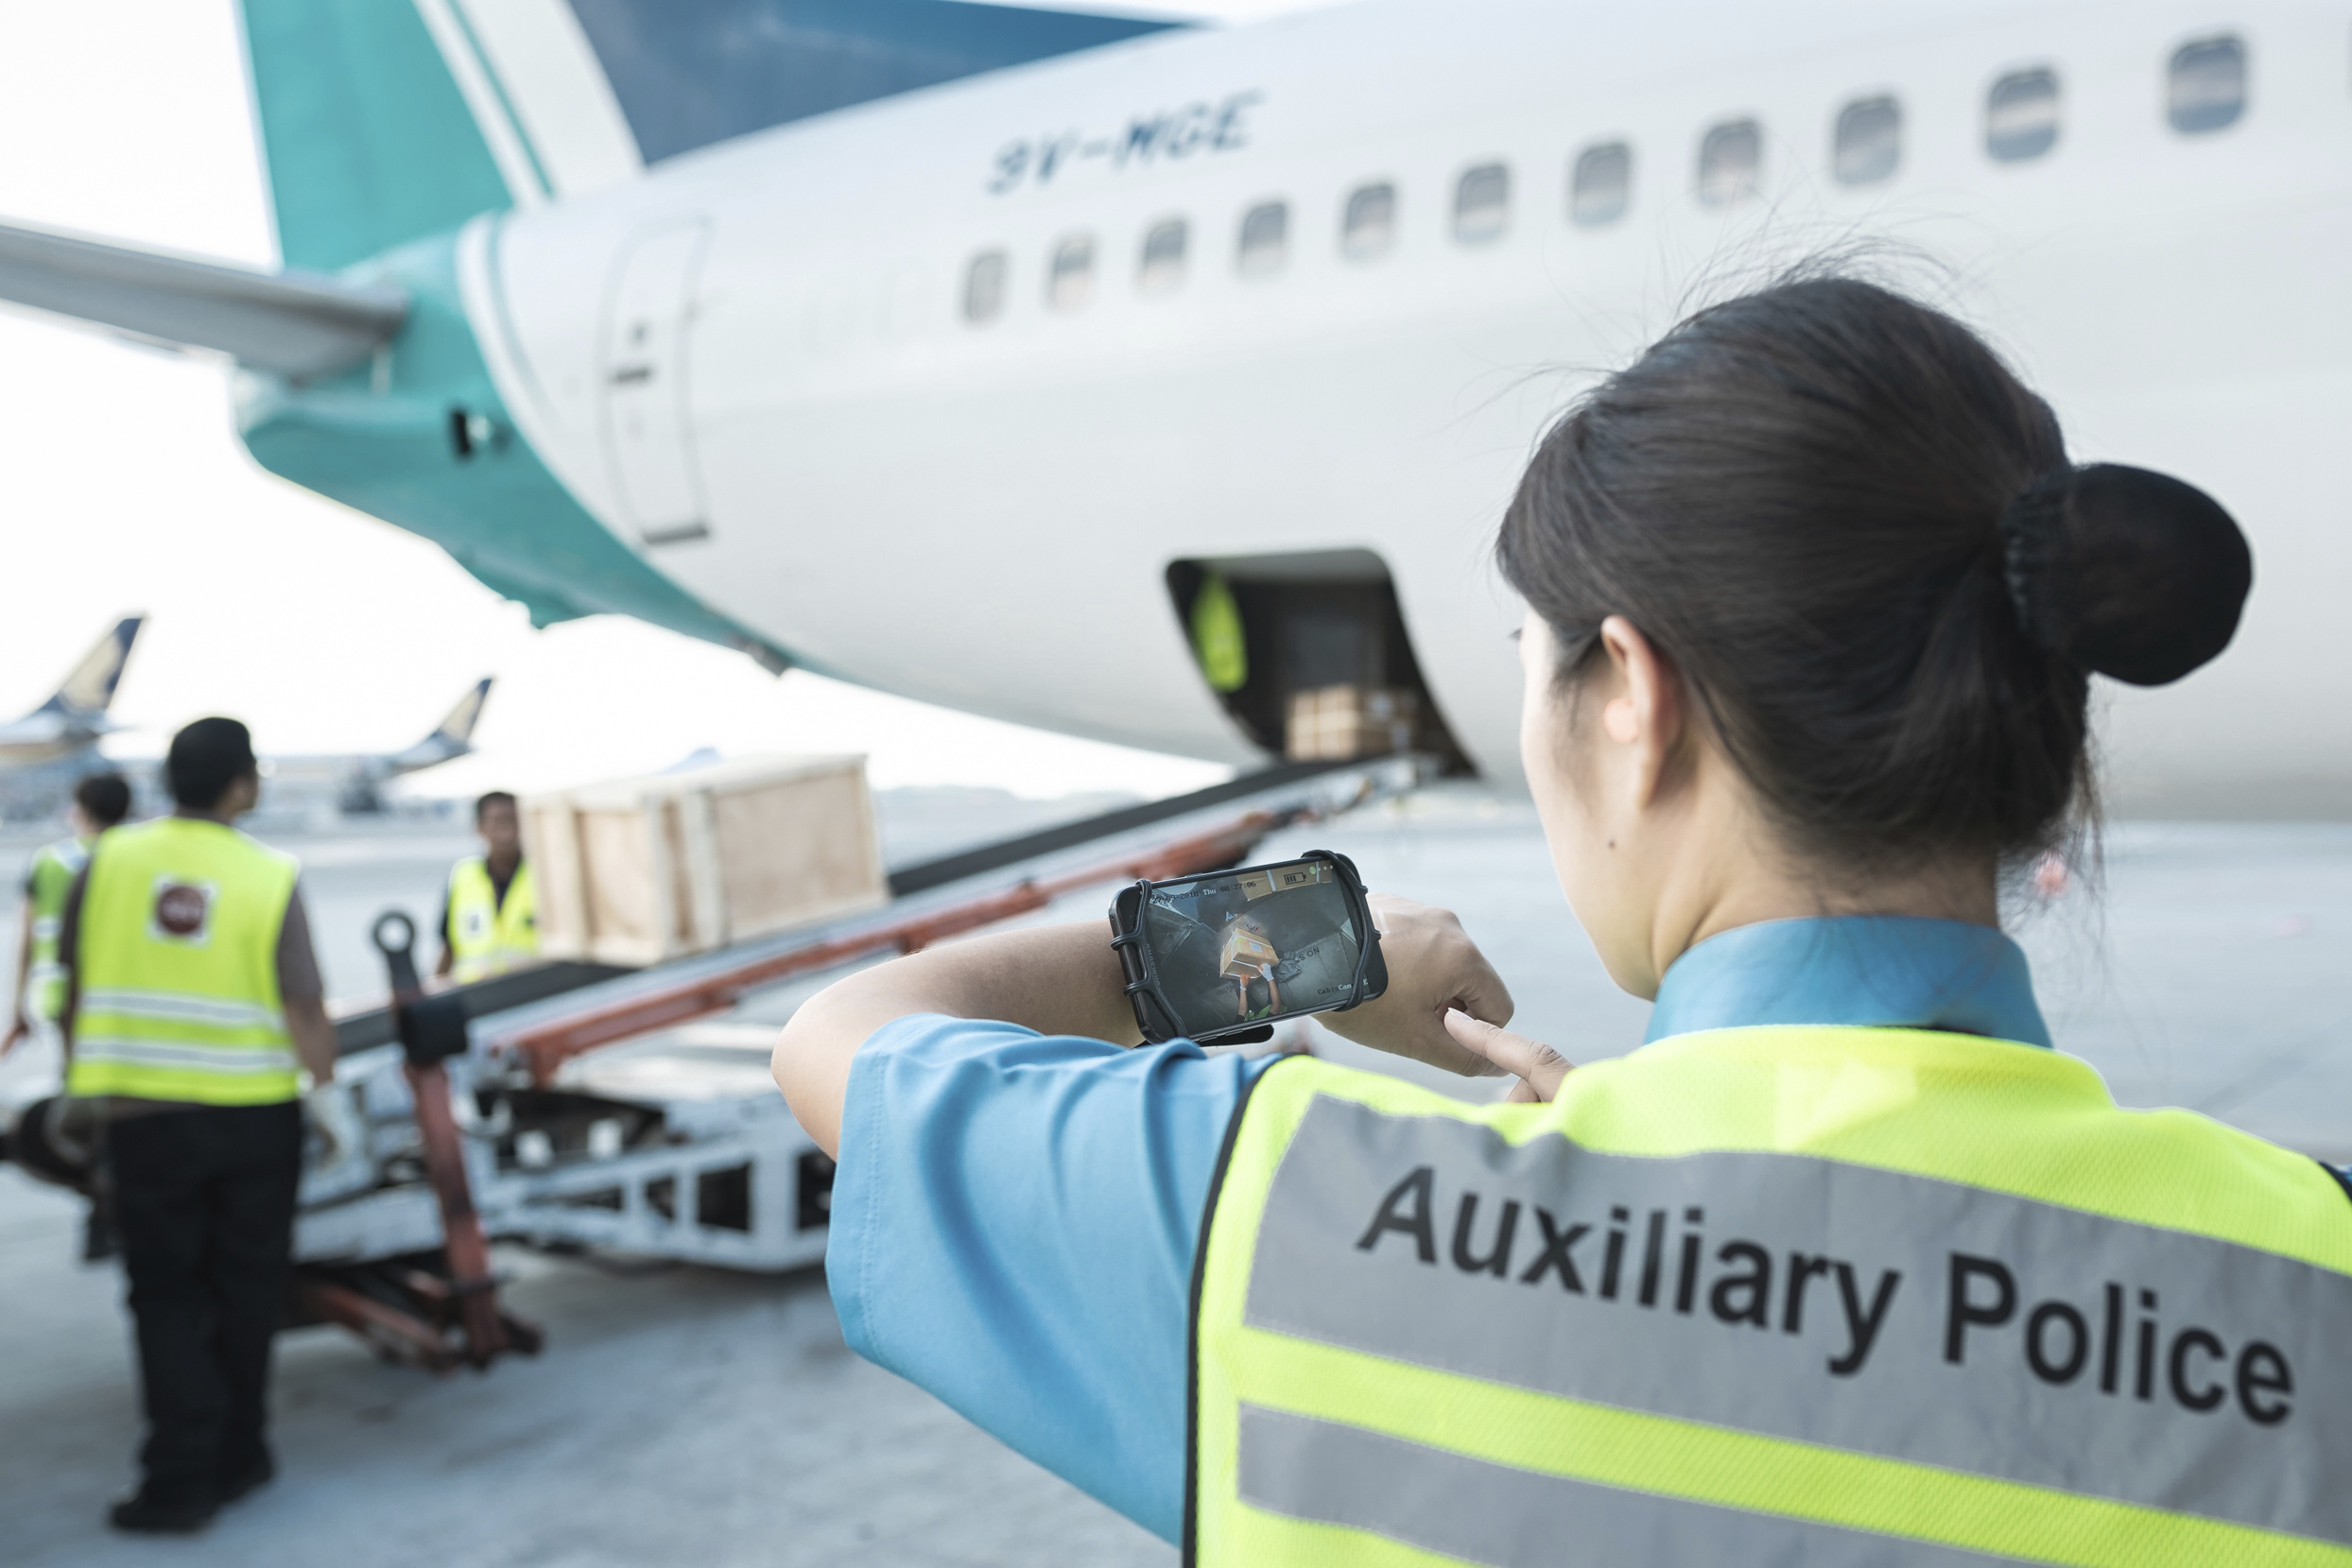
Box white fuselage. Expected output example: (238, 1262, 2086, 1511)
(462, 0, 2352, 811)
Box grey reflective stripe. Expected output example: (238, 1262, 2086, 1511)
(1237, 1404, 2033, 1567)
(79, 988, 284, 1030)
(28, 915, 59, 941)
(74, 1038, 298, 1075)
(1245, 1094, 2352, 1545)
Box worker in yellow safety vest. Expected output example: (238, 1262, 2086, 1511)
(436, 789, 536, 984)
(62, 717, 337, 1535)
(770, 279, 2344, 1563)
(4, 771, 131, 1069)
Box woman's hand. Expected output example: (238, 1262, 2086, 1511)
(1315, 895, 1514, 1077)
(1442, 1009, 1574, 1102)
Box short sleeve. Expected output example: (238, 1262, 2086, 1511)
(825, 1014, 1276, 1543)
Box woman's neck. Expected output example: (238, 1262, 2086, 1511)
(1653, 791, 1999, 983)
(1688, 858, 1999, 945)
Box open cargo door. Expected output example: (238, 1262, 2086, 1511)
(1167, 549, 1470, 773)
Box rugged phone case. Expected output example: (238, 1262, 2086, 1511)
(1107, 850, 1388, 1048)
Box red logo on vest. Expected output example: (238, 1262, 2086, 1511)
(154, 883, 209, 939)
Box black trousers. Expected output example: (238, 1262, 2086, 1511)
(109, 1100, 303, 1506)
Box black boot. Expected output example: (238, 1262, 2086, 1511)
(217, 1449, 276, 1507)
(108, 1490, 216, 1534)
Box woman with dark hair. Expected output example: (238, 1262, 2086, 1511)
(773, 279, 2337, 1563)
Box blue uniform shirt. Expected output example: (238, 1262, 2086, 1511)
(824, 915, 2052, 1543)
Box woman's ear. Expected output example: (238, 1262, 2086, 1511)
(1595, 615, 1686, 805)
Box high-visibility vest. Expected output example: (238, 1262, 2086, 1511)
(23, 835, 91, 1024)
(446, 855, 536, 984)
(1191, 1026, 2352, 1566)
(66, 817, 300, 1106)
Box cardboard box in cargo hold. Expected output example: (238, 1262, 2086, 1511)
(523, 755, 887, 967)
(1285, 684, 1419, 761)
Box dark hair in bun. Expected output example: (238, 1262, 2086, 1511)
(2000, 464, 2252, 687)
(1496, 276, 2252, 873)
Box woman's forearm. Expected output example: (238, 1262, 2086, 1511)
(771, 921, 1140, 1156)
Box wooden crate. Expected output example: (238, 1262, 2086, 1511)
(523, 755, 886, 967)
(1285, 684, 1420, 761)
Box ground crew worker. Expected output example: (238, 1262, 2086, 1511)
(3, 771, 131, 1070)
(436, 789, 535, 983)
(61, 717, 337, 1534)
(770, 278, 2328, 1562)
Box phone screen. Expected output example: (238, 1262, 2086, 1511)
(1139, 857, 1366, 1040)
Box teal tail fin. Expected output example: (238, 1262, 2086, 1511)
(238, 1, 1185, 274)
(237, 0, 517, 272)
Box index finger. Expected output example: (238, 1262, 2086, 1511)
(1443, 1009, 1572, 1100)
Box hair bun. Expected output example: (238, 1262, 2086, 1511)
(1999, 463, 2252, 686)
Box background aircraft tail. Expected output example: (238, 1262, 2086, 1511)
(235, 1, 1182, 273)
(430, 678, 493, 750)
(37, 615, 142, 719)
(380, 678, 494, 779)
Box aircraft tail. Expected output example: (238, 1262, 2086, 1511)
(430, 678, 493, 750)
(236, 1, 1183, 273)
(237, 1, 526, 272)
(38, 616, 143, 719)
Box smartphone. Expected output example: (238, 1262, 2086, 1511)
(1109, 851, 1387, 1046)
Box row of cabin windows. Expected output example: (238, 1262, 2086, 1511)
(964, 35, 2248, 322)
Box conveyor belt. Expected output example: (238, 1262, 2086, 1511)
(330, 755, 1427, 1074)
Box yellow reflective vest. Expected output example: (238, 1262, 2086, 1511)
(1191, 1026, 2352, 1565)
(66, 817, 300, 1106)
(446, 855, 536, 984)
(23, 834, 91, 1024)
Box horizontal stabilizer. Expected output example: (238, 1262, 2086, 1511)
(0, 220, 406, 378)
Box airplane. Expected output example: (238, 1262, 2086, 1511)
(263, 678, 496, 814)
(0, 0, 2343, 815)
(0, 615, 144, 772)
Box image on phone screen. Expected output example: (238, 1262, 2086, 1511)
(1139, 857, 1365, 1040)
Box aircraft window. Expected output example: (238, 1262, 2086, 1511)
(1696, 119, 1762, 207)
(1986, 68, 2061, 162)
(2169, 37, 2246, 134)
(1048, 234, 1094, 310)
(1238, 201, 1289, 276)
(1342, 182, 1396, 260)
(963, 250, 1007, 324)
(1833, 96, 1901, 185)
(1139, 218, 1188, 295)
(1453, 163, 1510, 243)
(1569, 142, 1632, 227)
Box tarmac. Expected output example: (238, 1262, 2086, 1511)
(1, 786, 2347, 1565)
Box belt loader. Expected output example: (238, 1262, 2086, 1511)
(4, 760, 1420, 1370)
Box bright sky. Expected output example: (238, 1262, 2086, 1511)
(0, 0, 1337, 801)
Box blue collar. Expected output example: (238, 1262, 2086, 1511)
(1644, 916, 2051, 1048)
